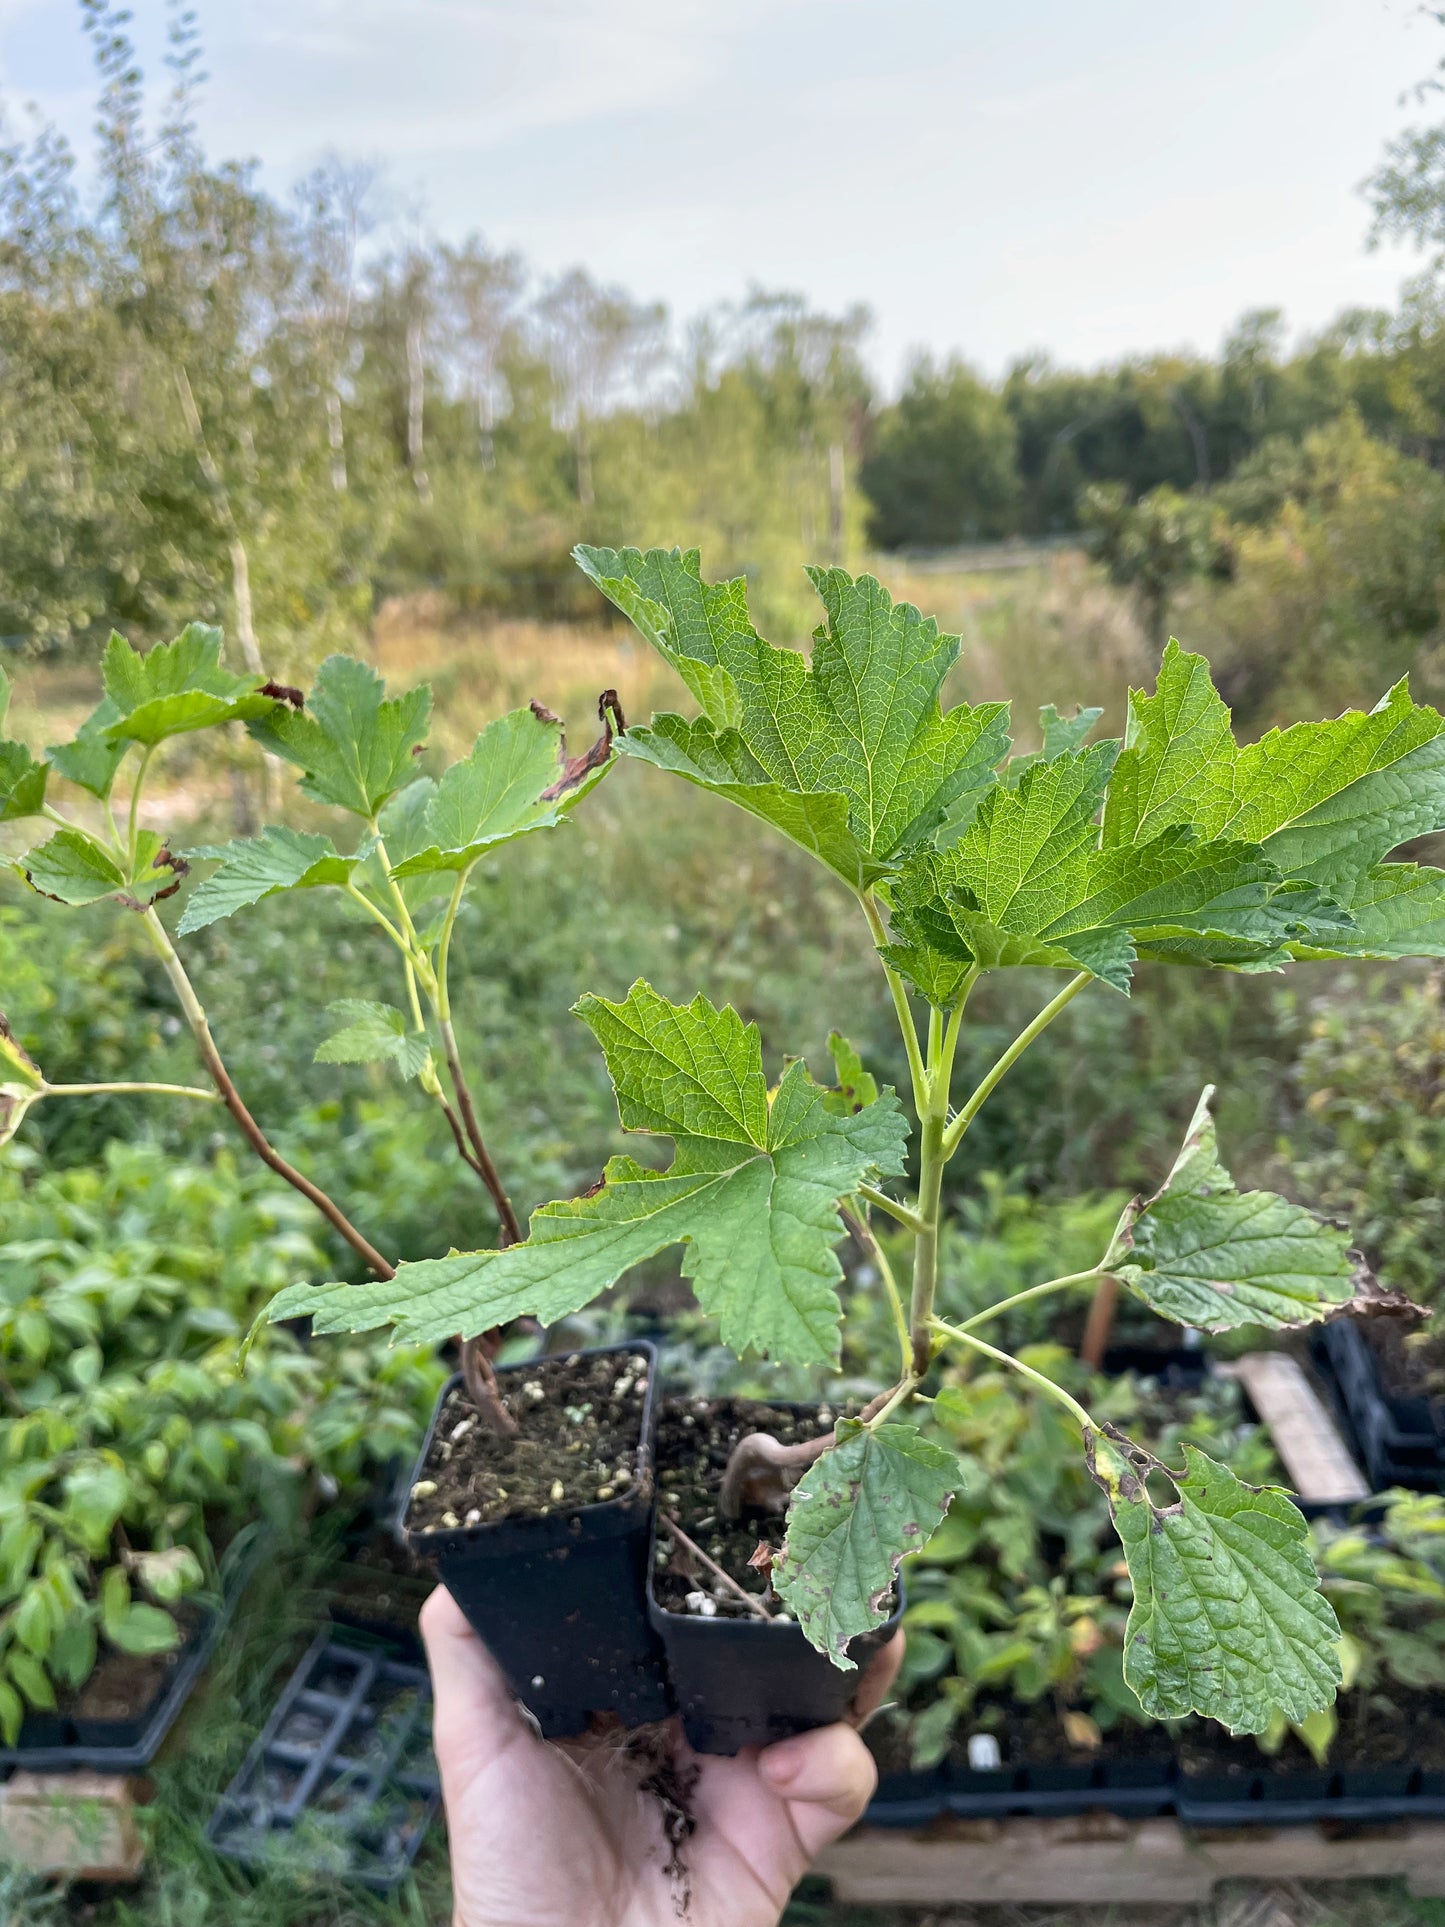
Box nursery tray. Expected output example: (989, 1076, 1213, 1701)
(1313, 1320, 1445, 1494)
(206, 1629, 439, 1892)
(1176, 1763, 1445, 1827)
(0, 1527, 270, 1773)
(867, 1756, 1176, 1826)
(1099, 1343, 1209, 1390)
(867, 1753, 1445, 1830)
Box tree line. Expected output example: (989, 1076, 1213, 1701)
(3, 1, 1445, 682)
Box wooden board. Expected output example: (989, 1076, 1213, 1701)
(817, 1816, 1445, 1905)
(0, 1771, 149, 1880)
(1221, 1353, 1371, 1504)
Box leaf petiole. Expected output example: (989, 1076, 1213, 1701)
(860, 889, 927, 1116)
(844, 1202, 913, 1378)
(40, 1080, 219, 1104)
(863, 1374, 920, 1429)
(929, 1314, 1098, 1433)
(942, 970, 1091, 1159)
(947, 1267, 1104, 1337)
(855, 1183, 926, 1235)
(125, 744, 157, 868)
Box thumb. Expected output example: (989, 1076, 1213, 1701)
(758, 1722, 879, 1861)
(420, 1583, 537, 1781)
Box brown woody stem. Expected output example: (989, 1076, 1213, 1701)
(438, 1016, 523, 1245)
(661, 1513, 775, 1620)
(142, 910, 394, 1280)
(719, 1387, 894, 1520)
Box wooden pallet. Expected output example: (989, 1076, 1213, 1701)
(817, 1814, 1445, 1905)
(1220, 1353, 1370, 1505)
(0, 1771, 150, 1880)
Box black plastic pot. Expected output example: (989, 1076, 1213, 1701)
(0, 1526, 269, 1771)
(1314, 1320, 1445, 1494)
(651, 1565, 903, 1756)
(648, 1394, 903, 1755)
(399, 1343, 671, 1740)
(207, 1629, 440, 1892)
(946, 1753, 1176, 1818)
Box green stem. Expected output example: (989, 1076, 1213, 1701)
(342, 882, 410, 957)
(41, 1080, 218, 1103)
(126, 745, 157, 866)
(856, 1183, 926, 1236)
(369, 828, 432, 974)
(860, 890, 927, 1116)
(948, 1268, 1102, 1337)
(42, 802, 90, 836)
(930, 1316, 1097, 1433)
(403, 958, 426, 1034)
(909, 1109, 947, 1374)
(865, 1374, 920, 1429)
(844, 1203, 913, 1380)
(942, 970, 1090, 1161)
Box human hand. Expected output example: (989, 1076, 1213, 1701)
(421, 1584, 901, 1927)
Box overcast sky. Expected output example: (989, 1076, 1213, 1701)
(0, 0, 1436, 386)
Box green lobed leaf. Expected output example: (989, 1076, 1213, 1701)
(1104, 642, 1445, 892)
(21, 828, 183, 910)
(823, 1030, 878, 1116)
(248, 654, 432, 816)
(271, 981, 908, 1365)
(177, 826, 368, 934)
(0, 669, 46, 822)
(0, 1012, 43, 1150)
(314, 1000, 432, 1080)
(774, 1419, 958, 1667)
(0, 738, 46, 823)
(1002, 703, 1112, 789)
(100, 624, 279, 745)
(578, 546, 1010, 888)
(886, 751, 1333, 998)
(47, 697, 129, 800)
(1104, 1086, 1355, 1331)
(389, 702, 613, 878)
(1087, 1431, 1341, 1734)
(1288, 862, 1445, 961)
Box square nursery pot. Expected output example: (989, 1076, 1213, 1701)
(399, 1342, 671, 1740)
(648, 1397, 904, 1756)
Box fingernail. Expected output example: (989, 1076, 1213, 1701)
(760, 1740, 805, 1787)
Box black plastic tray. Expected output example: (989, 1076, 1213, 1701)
(0, 1528, 269, 1771)
(1177, 1762, 1445, 1827)
(865, 1739, 1445, 1829)
(866, 1755, 1176, 1825)
(1313, 1320, 1445, 1493)
(207, 1630, 439, 1892)
(1099, 1344, 1209, 1391)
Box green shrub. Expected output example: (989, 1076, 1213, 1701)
(0, 1141, 444, 1736)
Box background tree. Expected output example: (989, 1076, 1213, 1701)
(861, 355, 1020, 549)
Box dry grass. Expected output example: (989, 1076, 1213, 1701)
(371, 593, 685, 758)
(6, 556, 1151, 820)
(871, 550, 1151, 749)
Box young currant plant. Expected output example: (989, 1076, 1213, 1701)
(0, 637, 618, 1425)
(271, 546, 1445, 1738)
